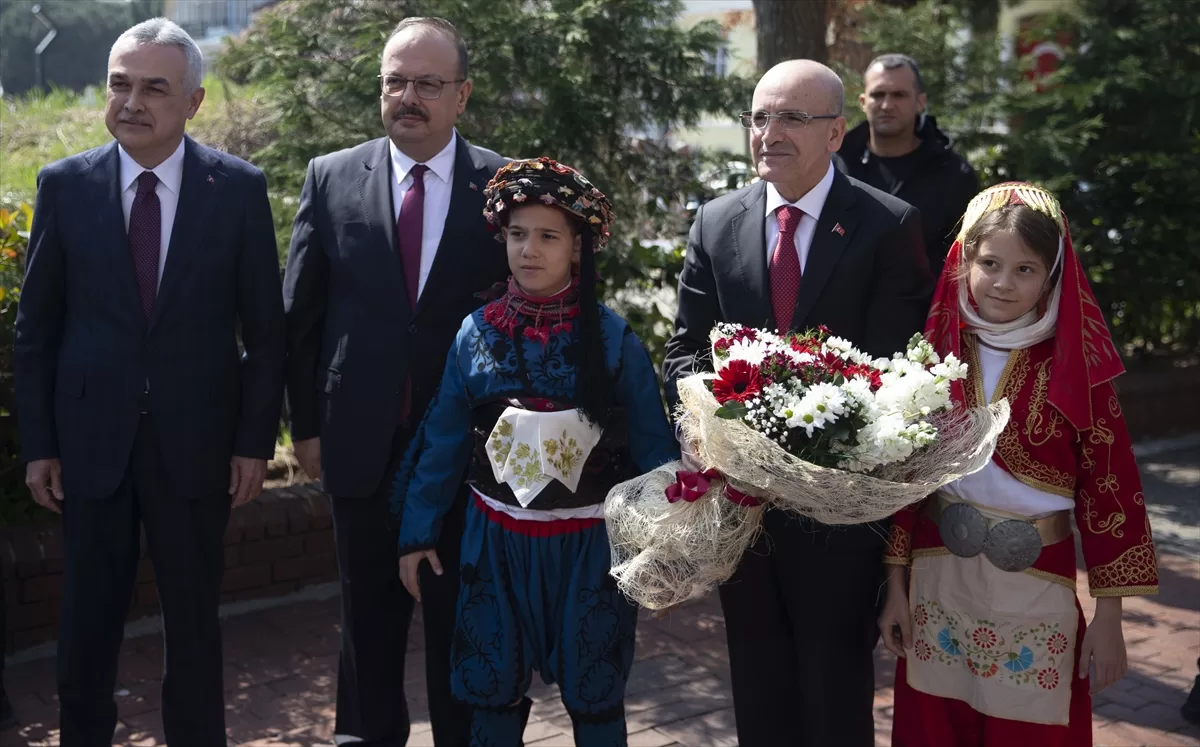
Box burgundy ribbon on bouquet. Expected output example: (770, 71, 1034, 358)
(664, 469, 764, 508)
(665, 469, 718, 503)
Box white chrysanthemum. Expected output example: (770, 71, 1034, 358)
(806, 382, 848, 419)
(841, 377, 875, 408)
(785, 349, 816, 366)
(727, 338, 770, 366)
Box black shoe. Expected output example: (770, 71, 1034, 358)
(0, 690, 16, 731)
(1183, 674, 1200, 728)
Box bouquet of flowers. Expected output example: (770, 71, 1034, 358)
(606, 325, 1010, 609)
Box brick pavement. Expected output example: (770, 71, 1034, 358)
(4, 446, 1197, 747)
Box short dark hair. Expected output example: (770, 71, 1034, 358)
(865, 53, 924, 94)
(387, 17, 469, 79)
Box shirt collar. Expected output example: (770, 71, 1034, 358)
(765, 161, 836, 220)
(118, 138, 186, 196)
(389, 130, 458, 186)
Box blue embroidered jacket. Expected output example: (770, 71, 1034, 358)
(393, 303, 678, 553)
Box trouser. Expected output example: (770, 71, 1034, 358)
(718, 508, 886, 747)
(58, 416, 231, 746)
(454, 496, 635, 747)
(332, 431, 470, 746)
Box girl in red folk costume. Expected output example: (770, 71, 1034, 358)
(877, 182, 1159, 746)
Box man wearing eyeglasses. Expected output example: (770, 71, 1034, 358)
(282, 16, 508, 747)
(662, 60, 934, 747)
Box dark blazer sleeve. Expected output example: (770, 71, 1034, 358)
(662, 203, 719, 416)
(947, 165, 980, 253)
(13, 167, 66, 463)
(282, 158, 328, 442)
(861, 205, 934, 356)
(234, 169, 287, 459)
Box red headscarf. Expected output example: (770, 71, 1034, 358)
(924, 182, 1124, 431)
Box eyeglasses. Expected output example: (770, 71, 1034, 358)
(379, 75, 466, 100)
(739, 110, 841, 130)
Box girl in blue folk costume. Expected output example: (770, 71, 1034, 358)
(393, 158, 678, 746)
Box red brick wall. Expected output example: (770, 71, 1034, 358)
(1, 483, 337, 655)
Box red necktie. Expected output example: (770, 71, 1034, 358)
(770, 205, 803, 332)
(396, 164, 428, 310)
(128, 171, 161, 319)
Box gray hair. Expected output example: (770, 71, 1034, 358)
(866, 53, 924, 94)
(111, 18, 205, 94)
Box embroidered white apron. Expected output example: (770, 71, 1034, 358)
(483, 407, 603, 507)
(906, 549, 1077, 725)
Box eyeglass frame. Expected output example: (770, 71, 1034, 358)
(378, 74, 467, 100)
(738, 110, 841, 130)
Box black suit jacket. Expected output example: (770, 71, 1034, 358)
(14, 137, 286, 501)
(663, 168, 934, 414)
(283, 134, 510, 498)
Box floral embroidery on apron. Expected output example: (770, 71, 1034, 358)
(907, 552, 1077, 725)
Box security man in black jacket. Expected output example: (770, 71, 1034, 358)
(835, 54, 979, 275)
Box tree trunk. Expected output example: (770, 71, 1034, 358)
(752, 0, 829, 72)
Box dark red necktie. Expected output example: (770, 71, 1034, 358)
(128, 171, 161, 319)
(770, 205, 803, 332)
(396, 163, 428, 309)
(396, 164, 428, 425)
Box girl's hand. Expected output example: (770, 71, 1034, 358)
(1080, 597, 1128, 694)
(878, 566, 913, 658)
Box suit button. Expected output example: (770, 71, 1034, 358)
(408, 323, 417, 334)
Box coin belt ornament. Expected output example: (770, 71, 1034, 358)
(983, 519, 1044, 572)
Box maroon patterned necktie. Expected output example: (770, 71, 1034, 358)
(396, 163, 428, 309)
(769, 205, 804, 332)
(128, 171, 161, 319)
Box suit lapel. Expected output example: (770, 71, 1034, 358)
(358, 138, 410, 311)
(92, 142, 146, 326)
(732, 182, 773, 328)
(413, 135, 490, 320)
(150, 136, 218, 331)
(791, 171, 859, 330)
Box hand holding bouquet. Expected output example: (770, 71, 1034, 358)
(606, 325, 1009, 609)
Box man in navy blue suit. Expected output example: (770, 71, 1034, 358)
(14, 18, 285, 745)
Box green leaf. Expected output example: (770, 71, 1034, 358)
(714, 402, 748, 419)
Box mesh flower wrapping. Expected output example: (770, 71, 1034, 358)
(607, 325, 1010, 608)
(605, 461, 764, 610)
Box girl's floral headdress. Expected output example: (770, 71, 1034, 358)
(482, 158, 614, 250)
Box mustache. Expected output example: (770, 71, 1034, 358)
(393, 105, 428, 121)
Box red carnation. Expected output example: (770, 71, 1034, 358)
(713, 360, 763, 404)
(714, 337, 731, 353)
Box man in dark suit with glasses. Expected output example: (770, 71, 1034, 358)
(283, 16, 508, 747)
(663, 60, 934, 747)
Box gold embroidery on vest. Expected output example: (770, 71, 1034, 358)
(884, 524, 912, 565)
(1080, 488, 1126, 538)
(988, 347, 1075, 497)
(1025, 358, 1064, 447)
(1087, 514, 1158, 595)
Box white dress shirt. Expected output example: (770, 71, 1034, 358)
(119, 138, 186, 284)
(943, 343, 1074, 516)
(389, 133, 457, 299)
(764, 161, 836, 272)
